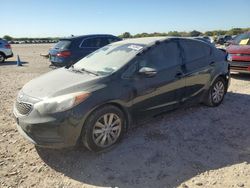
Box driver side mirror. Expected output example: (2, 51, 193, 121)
(138, 67, 157, 77)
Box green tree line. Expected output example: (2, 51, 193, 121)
(119, 28, 250, 38)
(2, 27, 249, 41)
(1, 35, 60, 41)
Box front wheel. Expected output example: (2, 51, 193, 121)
(204, 77, 227, 107)
(82, 105, 126, 152)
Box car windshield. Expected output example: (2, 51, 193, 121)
(224, 36, 232, 40)
(233, 33, 250, 45)
(73, 43, 145, 75)
(53, 40, 71, 50)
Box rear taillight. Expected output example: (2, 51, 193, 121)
(56, 51, 71, 58)
(5, 44, 11, 49)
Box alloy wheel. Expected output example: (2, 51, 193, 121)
(92, 113, 122, 148)
(211, 81, 225, 103)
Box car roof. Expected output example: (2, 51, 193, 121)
(60, 34, 118, 40)
(113, 36, 211, 48)
(114, 37, 168, 46)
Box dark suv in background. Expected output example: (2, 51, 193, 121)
(49, 34, 121, 67)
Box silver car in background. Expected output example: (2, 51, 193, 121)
(0, 38, 13, 63)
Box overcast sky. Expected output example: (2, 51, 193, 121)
(1, 0, 250, 38)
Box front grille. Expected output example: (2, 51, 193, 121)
(231, 53, 250, 57)
(231, 66, 248, 70)
(15, 101, 33, 115)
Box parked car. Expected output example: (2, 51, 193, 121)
(226, 32, 250, 73)
(13, 37, 230, 151)
(216, 35, 233, 45)
(194, 37, 215, 46)
(49, 34, 121, 67)
(0, 38, 13, 63)
(200, 36, 213, 43)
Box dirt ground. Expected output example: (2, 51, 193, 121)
(0, 44, 250, 188)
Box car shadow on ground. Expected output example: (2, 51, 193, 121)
(0, 61, 29, 66)
(36, 91, 250, 188)
(231, 73, 250, 81)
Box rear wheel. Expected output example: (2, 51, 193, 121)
(82, 105, 126, 152)
(204, 77, 227, 107)
(0, 53, 5, 63)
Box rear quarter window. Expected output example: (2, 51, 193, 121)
(181, 40, 211, 63)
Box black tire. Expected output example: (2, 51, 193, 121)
(0, 53, 5, 63)
(204, 77, 227, 107)
(82, 105, 126, 152)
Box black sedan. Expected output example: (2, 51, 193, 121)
(13, 37, 230, 151)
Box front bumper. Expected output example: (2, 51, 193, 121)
(1, 48, 13, 58)
(6, 53, 13, 59)
(13, 105, 84, 148)
(229, 61, 250, 73)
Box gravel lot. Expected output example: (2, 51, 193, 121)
(0, 44, 250, 188)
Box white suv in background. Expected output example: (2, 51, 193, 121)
(0, 38, 13, 63)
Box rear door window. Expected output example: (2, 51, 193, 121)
(180, 39, 212, 71)
(81, 37, 108, 48)
(107, 37, 121, 43)
(180, 40, 211, 63)
(99, 37, 110, 47)
(54, 40, 71, 50)
(80, 38, 97, 48)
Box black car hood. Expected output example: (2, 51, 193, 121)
(22, 68, 105, 99)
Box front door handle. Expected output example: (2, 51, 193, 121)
(209, 62, 216, 66)
(143, 88, 156, 95)
(175, 72, 183, 78)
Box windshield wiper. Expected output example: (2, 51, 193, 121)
(69, 65, 99, 76)
(81, 68, 99, 76)
(69, 67, 85, 74)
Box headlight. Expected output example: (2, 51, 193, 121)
(34, 92, 90, 115)
(227, 54, 232, 62)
